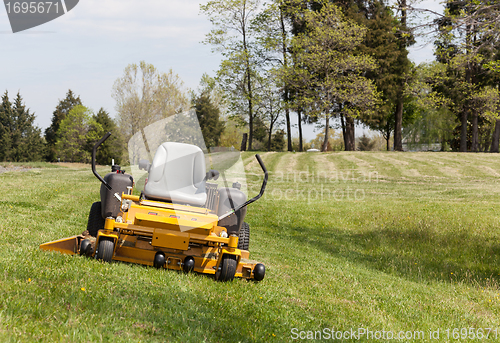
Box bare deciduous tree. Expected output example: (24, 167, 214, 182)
(112, 61, 189, 144)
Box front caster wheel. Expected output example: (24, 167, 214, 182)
(253, 263, 265, 281)
(96, 237, 114, 262)
(215, 255, 237, 282)
(154, 252, 165, 269)
(80, 239, 92, 256)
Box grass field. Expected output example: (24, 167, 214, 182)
(2, 152, 500, 342)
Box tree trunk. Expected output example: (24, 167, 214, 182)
(242, 12, 253, 151)
(345, 115, 355, 151)
(483, 127, 492, 152)
(267, 121, 274, 151)
(340, 113, 346, 149)
(280, 8, 292, 152)
(298, 108, 303, 152)
(240, 133, 248, 151)
(400, 0, 407, 27)
(490, 119, 500, 153)
(350, 117, 355, 151)
(461, 21, 472, 153)
(471, 113, 478, 152)
(393, 0, 406, 152)
(321, 115, 330, 152)
(385, 123, 391, 151)
(246, 69, 253, 151)
(394, 99, 403, 151)
(460, 110, 468, 152)
(285, 102, 292, 152)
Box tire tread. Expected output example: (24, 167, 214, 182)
(237, 222, 250, 251)
(87, 202, 105, 237)
(96, 237, 114, 262)
(217, 255, 237, 282)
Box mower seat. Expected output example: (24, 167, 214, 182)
(143, 142, 207, 207)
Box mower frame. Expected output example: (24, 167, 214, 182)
(40, 133, 268, 282)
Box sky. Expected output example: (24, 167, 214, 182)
(0, 0, 444, 141)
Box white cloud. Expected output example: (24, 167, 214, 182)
(74, 0, 201, 20)
(52, 0, 208, 42)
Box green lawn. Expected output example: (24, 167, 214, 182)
(2, 152, 500, 342)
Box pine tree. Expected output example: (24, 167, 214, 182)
(357, 133, 376, 151)
(0, 91, 44, 161)
(270, 129, 286, 151)
(0, 91, 13, 161)
(433, 0, 500, 152)
(11, 93, 44, 162)
(193, 93, 225, 149)
(338, 0, 411, 151)
(45, 90, 82, 161)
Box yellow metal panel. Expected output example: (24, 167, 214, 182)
(134, 212, 213, 231)
(140, 199, 210, 214)
(39, 236, 79, 255)
(129, 203, 218, 228)
(152, 229, 189, 250)
(113, 246, 155, 266)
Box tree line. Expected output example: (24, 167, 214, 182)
(200, 0, 410, 152)
(109, 0, 407, 154)
(198, 0, 500, 152)
(3, 0, 500, 161)
(0, 90, 123, 164)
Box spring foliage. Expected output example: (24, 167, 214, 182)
(0, 91, 44, 162)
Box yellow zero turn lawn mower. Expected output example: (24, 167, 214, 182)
(40, 122, 268, 282)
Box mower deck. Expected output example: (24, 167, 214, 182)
(40, 194, 264, 281)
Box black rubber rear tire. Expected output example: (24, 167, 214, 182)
(216, 255, 237, 282)
(87, 202, 105, 237)
(96, 237, 114, 262)
(237, 222, 250, 251)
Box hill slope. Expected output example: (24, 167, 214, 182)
(1, 152, 500, 342)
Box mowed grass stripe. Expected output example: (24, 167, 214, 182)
(425, 152, 500, 179)
(294, 152, 317, 173)
(313, 152, 337, 172)
(330, 152, 358, 170)
(415, 153, 492, 179)
(378, 152, 447, 178)
(242, 151, 281, 174)
(360, 152, 409, 179)
(341, 152, 400, 180)
(273, 152, 293, 172)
